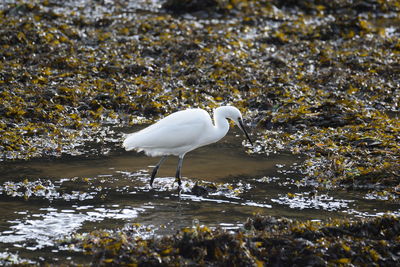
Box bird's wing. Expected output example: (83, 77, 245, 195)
(123, 109, 212, 151)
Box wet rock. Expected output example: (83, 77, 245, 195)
(351, 137, 382, 147)
(191, 183, 208, 196)
(124, 64, 148, 76)
(163, 0, 220, 14)
(268, 55, 287, 68)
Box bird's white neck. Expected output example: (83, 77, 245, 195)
(212, 108, 230, 142)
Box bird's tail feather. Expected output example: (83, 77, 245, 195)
(122, 133, 137, 151)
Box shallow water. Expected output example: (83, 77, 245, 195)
(0, 129, 399, 264)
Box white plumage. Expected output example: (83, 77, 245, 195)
(123, 109, 211, 156)
(123, 106, 252, 187)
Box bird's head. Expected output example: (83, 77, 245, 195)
(220, 106, 253, 146)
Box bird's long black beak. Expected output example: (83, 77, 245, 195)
(238, 119, 253, 146)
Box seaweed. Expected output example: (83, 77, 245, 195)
(0, 0, 398, 191)
(73, 215, 400, 266)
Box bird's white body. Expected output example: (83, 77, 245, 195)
(123, 107, 231, 157)
(123, 106, 252, 187)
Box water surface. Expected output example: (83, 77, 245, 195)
(0, 129, 398, 264)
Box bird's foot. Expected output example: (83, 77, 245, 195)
(175, 177, 182, 197)
(174, 177, 182, 186)
(177, 185, 183, 198)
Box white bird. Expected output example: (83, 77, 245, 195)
(123, 106, 253, 187)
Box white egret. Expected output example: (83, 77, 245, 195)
(122, 106, 253, 187)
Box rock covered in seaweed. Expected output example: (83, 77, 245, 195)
(74, 215, 400, 266)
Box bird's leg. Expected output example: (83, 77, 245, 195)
(150, 156, 167, 187)
(175, 156, 184, 187)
